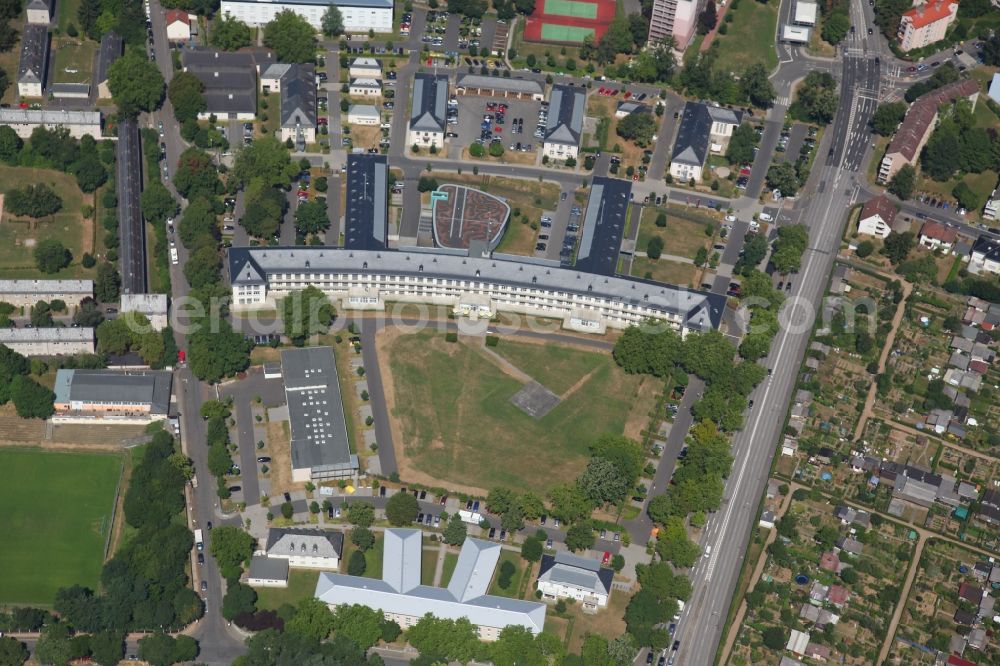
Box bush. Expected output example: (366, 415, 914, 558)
(856, 240, 874, 258)
(81, 253, 96, 268)
(347, 550, 367, 575)
(485, 335, 499, 347)
(281, 501, 294, 519)
(445, 332, 458, 343)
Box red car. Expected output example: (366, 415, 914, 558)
(602, 551, 611, 566)
(317, 117, 328, 125)
(632, 173, 639, 181)
(494, 126, 502, 133)
(597, 87, 606, 94)
(623, 91, 632, 99)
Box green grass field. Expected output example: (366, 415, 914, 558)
(0, 166, 95, 279)
(540, 23, 595, 42)
(52, 41, 97, 85)
(0, 449, 122, 605)
(710, 0, 779, 72)
(542, 0, 598, 18)
(491, 339, 606, 395)
(488, 549, 525, 598)
(440, 552, 459, 587)
(255, 569, 320, 610)
(386, 331, 646, 494)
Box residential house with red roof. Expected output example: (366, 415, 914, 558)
(898, 0, 958, 52)
(878, 79, 979, 184)
(919, 221, 959, 253)
(166, 9, 192, 42)
(819, 551, 841, 573)
(858, 195, 901, 238)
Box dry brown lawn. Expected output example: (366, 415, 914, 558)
(265, 419, 301, 497)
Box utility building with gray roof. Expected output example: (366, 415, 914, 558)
(280, 347, 358, 482)
(543, 84, 585, 161)
(408, 73, 449, 149)
(228, 246, 726, 336)
(53, 369, 172, 423)
(315, 529, 546, 640)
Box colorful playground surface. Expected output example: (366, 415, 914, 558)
(523, 0, 616, 44)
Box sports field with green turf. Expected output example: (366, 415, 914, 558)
(541, 24, 595, 42)
(542, 0, 598, 18)
(0, 448, 122, 605)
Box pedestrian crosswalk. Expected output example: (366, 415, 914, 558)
(775, 96, 790, 107)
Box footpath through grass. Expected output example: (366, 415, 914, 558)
(0, 448, 122, 605)
(387, 331, 646, 494)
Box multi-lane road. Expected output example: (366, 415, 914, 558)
(672, 0, 884, 662)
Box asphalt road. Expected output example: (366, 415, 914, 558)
(116, 117, 147, 294)
(672, 0, 885, 662)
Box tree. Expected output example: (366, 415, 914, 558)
(646, 235, 664, 260)
(565, 522, 594, 551)
(0, 125, 22, 163)
(281, 286, 335, 345)
(35, 623, 73, 666)
(385, 491, 419, 526)
(88, 631, 123, 666)
(168, 72, 207, 124)
(263, 10, 317, 63)
(856, 239, 874, 258)
(33, 239, 71, 274)
(0, 636, 28, 666)
(790, 71, 837, 125)
(521, 536, 543, 562)
(590, 434, 645, 489)
(188, 319, 251, 383)
(616, 112, 657, 146)
(322, 4, 344, 36)
(348, 501, 375, 528)
(766, 161, 799, 197)
(72, 154, 107, 193)
(771, 224, 809, 273)
(696, 0, 716, 34)
(108, 52, 165, 117)
(578, 457, 631, 506)
(656, 517, 700, 567)
(140, 181, 178, 225)
(821, 9, 850, 44)
(211, 16, 252, 50)
(347, 550, 367, 575)
(184, 245, 221, 290)
(740, 63, 775, 108)
(234, 137, 296, 187)
(95, 262, 121, 302)
(881, 231, 914, 264)
(222, 582, 258, 621)
(177, 197, 219, 249)
(294, 199, 330, 237)
(407, 616, 481, 663)
(442, 514, 468, 546)
(351, 526, 375, 551)
(497, 560, 516, 589)
(762, 626, 787, 650)
(547, 483, 594, 524)
(7, 184, 63, 218)
(888, 164, 916, 200)
(872, 101, 906, 136)
(209, 526, 255, 580)
(921, 120, 960, 181)
(333, 604, 384, 650)
(726, 123, 756, 164)
(487, 487, 516, 514)
(174, 147, 221, 200)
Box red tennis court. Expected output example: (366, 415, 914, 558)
(523, 0, 615, 44)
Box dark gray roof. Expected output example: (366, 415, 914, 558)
(574, 177, 631, 277)
(280, 63, 317, 129)
(265, 527, 344, 558)
(53, 369, 172, 414)
(18, 25, 49, 86)
(96, 31, 123, 85)
(973, 235, 1000, 262)
(248, 555, 289, 581)
(345, 154, 388, 251)
(26, 0, 49, 12)
(456, 74, 543, 96)
(671, 102, 743, 168)
(544, 85, 584, 146)
(183, 48, 271, 115)
(537, 552, 613, 596)
(409, 73, 448, 133)
(227, 246, 727, 332)
(281, 347, 358, 475)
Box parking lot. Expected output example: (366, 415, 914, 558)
(446, 94, 545, 161)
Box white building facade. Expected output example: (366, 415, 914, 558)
(219, 0, 393, 32)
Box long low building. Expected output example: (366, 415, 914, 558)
(227, 246, 725, 335)
(0, 327, 95, 356)
(0, 279, 93, 308)
(316, 529, 546, 640)
(219, 0, 392, 32)
(455, 74, 544, 100)
(53, 369, 172, 422)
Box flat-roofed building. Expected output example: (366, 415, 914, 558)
(407, 73, 448, 148)
(220, 0, 393, 32)
(455, 74, 544, 100)
(281, 347, 359, 482)
(316, 530, 546, 640)
(120, 293, 169, 331)
(0, 279, 93, 308)
(53, 369, 173, 422)
(17, 24, 49, 97)
(793, 1, 817, 25)
(781, 25, 811, 43)
(228, 246, 726, 335)
(344, 154, 388, 254)
(0, 327, 95, 356)
(0, 109, 101, 140)
(543, 85, 584, 161)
